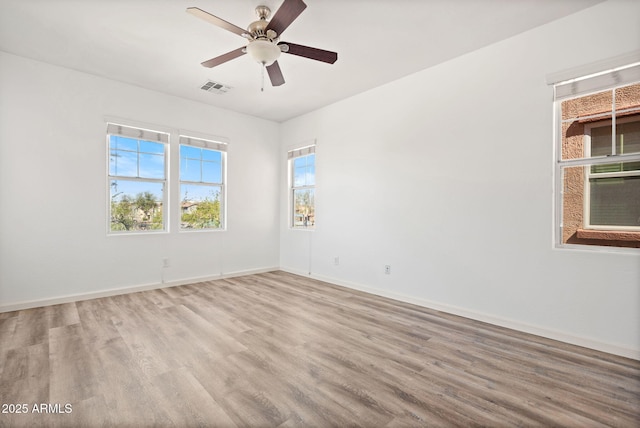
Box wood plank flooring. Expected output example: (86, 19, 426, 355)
(1, 271, 639, 427)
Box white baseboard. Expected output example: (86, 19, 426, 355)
(0, 266, 279, 313)
(280, 267, 640, 361)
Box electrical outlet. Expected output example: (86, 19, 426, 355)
(163, 258, 170, 268)
(333, 257, 340, 266)
(384, 265, 391, 275)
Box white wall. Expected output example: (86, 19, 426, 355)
(0, 52, 280, 308)
(280, 0, 640, 358)
(1, 0, 638, 359)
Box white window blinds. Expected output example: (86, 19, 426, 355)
(179, 136, 227, 152)
(106, 123, 169, 143)
(553, 63, 640, 101)
(288, 145, 315, 159)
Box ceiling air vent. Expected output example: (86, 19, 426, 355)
(200, 80, 231, 94)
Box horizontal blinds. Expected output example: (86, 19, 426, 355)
(106, 123, 169, 144)
(554, 63, 640, 101)
(288, 145, 315, 159)
(179, 135, 227, 152)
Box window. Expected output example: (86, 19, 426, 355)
(289, 145, 315, 228)
(585, 118, 640, 229)
(107, 123, 168, 233)
(179, 136, 226, 230)
(554, 63, 640, 248)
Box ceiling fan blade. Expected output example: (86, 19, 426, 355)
(266, 0, 307, 36)
(266, 61, 285, 86)
(281, 42, 338, 64)
(201, 47, 246, 68)
(187, 7, 247, 37)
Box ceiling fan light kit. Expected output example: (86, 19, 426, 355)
(187, 0, 337, 90)
(246, 39, 280, 66)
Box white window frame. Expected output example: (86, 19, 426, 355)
(288, 145, 316, 229)
(552, 61, 640, 248)
(179, 135, 227, 231)
(107, 123, 169, 235)
(583, 116, 640, 231)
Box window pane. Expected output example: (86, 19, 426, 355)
(622, 161, 640, 172)
(182, 158, 202, 182)
(110, 149, 138, 177)
(293, 154, 315, 187)
(293, 166, 307, 187)
(307, 156, 316, 185)
(590, 124, 613, 157)
(293, 188, 315, 228)
(202, 149, 221, 162)
(591, 161, 640, 174)
(615, 83, 640, 111)
(180, 184, 222, 229)
(181, 145, 201, 160)
(561, 89, 614, 161)
(560, 165, 587, 243)
(110, 137, 165, 179)
(202, 160, 222, 183)
(111, 135, 137, 152)
(616, 118, 640, 155)
(180, 146, 223, 183)
(181, 183, 220, 202)
(590, 117, 640, 173)
(293, 156, 307, 170)
(591, 163, 622, 174)
(139, 140, 164, 155)
(561, 118, 589, 161)
(110, 180, 164, 232)
(590, 176, 640, 227)
(139, 153, 165, 179)
(561, 90, 612, 121)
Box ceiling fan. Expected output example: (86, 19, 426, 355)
(187, 0, 338, 90)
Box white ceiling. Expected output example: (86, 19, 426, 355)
(0, 0, 604, 122)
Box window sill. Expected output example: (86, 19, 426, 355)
(575, 229, 640, 247)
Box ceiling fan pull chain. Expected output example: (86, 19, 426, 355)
(261, 63, 265, 92)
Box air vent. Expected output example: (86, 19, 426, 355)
(200, 80, 231, 94)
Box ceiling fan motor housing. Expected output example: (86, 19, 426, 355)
(248, 6, 277, 41)
(248, 19, 268, 38)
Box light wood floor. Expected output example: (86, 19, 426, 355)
(1, 271, 639, 427)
